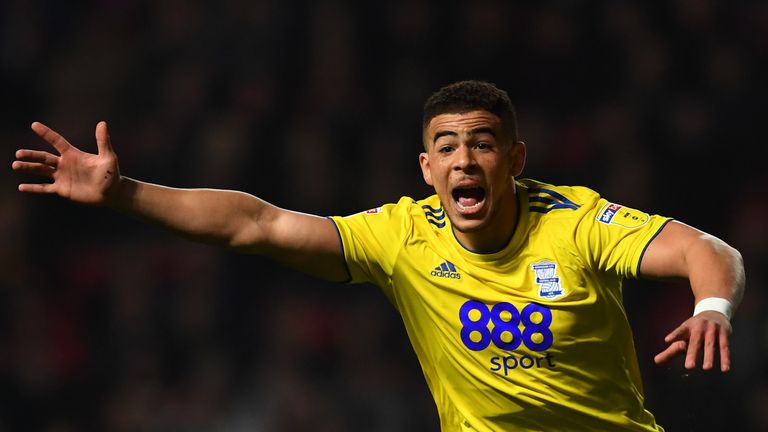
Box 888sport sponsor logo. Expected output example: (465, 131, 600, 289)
(459, 300, 557, 376)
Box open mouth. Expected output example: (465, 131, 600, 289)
(451, 187, 486, 213)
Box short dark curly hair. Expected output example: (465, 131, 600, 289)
(422, 80, 518, 147)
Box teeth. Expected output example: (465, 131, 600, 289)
(456, 200, 483, 211)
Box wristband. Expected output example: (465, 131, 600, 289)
(693, 297, 733, 320)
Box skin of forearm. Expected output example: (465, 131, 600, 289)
(109, 177, 269, 250)
(685, 234, 745, 308)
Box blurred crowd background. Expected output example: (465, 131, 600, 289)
(1, 0, 766, 431)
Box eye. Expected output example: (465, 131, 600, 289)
(475, 142, 491, 150)
(438, 145, 455, 153)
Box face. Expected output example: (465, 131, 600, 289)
(420, 110, 526, 247)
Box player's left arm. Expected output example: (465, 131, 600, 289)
(640, 220, 745, 372)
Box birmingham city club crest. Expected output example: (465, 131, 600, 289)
(531, 261, 565, 300)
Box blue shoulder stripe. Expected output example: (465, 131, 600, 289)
(422, 203, 447, 228)
(528, 202, 580, 211)
(528, 187, 581, 211)
(529, 204, 579, 213)
(427, 219, 446, 228)
(529, 196, 560, 205)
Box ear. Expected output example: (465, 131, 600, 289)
(419, 152, 434, 186)
(509, 141, 527, 177)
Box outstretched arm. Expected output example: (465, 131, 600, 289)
(13, 121, 349, 282)
(640, 220, 745, 372)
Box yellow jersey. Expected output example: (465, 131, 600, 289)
(330, 178, 670, 432)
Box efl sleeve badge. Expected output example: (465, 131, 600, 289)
(596, 203, 650, 229)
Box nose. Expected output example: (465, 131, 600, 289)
(453, 145, 476, 171)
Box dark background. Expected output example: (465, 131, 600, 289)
(2, 1, 766, 431)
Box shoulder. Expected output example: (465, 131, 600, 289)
(366, 195, 451, 235)
(364, 196, 426, 219)
(333, 195, 429, 229)
(518, 178, 601, 216)
(372, 195, 444, 221)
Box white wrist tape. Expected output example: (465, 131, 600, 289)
(693, 297, 733, 320)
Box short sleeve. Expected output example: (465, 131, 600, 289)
(575, 198, 672, 278)
(329, 197, 415, 288)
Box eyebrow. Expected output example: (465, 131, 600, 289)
(432, 127, 497, 144)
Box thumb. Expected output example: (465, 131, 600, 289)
(95, 121, 114, 155)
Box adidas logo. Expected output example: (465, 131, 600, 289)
(431, 261, 461, 279)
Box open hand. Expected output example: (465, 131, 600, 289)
(653, 310, 732, 372)
(13, 121, 120, 205)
